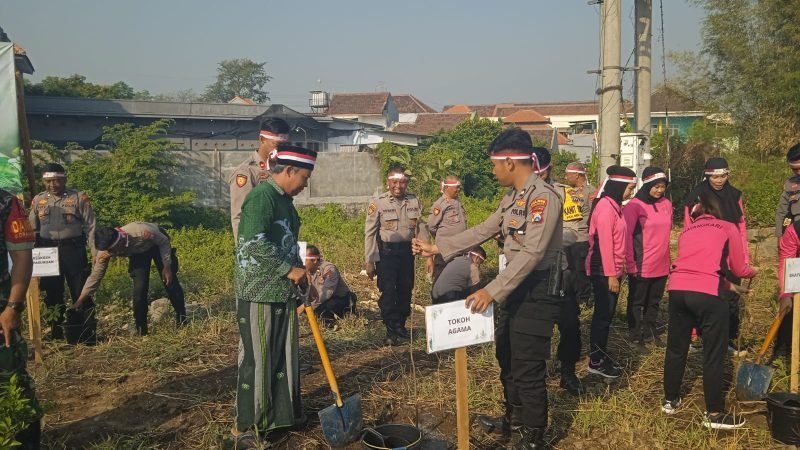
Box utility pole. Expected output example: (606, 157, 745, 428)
(598, 0, 622, 177)
(634, 0, 652, 141)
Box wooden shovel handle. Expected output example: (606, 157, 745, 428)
(304, 304, 344, 407)
(756, 307, 790, 365)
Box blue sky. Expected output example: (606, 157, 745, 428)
(3, 0, 705, 111)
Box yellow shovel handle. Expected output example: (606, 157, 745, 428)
(305, 304, 344, 407)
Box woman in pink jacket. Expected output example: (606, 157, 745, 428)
(586, 165, 637, 379)
(624, 167, 672, 349)
(663, 190, 757, 429)
(775, 221, 800, 360)
(683, 157, 749, 354)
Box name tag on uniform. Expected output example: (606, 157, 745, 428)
(499, 254, 508, 273)
(425, 300, 494, 353)
(33, 247, 60, 277)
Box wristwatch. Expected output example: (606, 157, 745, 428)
(5, 301, 26, 313)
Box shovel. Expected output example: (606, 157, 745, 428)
(736, 306, 790, 401)
(293, 283, 363, 447)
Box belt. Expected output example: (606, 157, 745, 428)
(380, 241, 411, 250)
(36, 236, 87, 247)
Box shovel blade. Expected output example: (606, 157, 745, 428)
(736, 361, 775, 401)
(318, 394, 363, 448)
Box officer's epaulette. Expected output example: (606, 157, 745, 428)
(377, 192, 390, 199)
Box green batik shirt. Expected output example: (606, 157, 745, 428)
(234, 178, 302, 304)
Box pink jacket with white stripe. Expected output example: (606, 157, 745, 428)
(586, 196, 627, 277)
(683, 197, 749, 265)
(669, 214, 754, 297)
(624, 197, 672, 278)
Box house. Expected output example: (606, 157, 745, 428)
(326, 92, 398, 128)
(391, 112, 473, 136)
(641, 85, 707, 137)
(392, 94, 437, 124)
(228, 96, 256, 105)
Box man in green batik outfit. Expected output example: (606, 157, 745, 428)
(230, 143, 317, 449)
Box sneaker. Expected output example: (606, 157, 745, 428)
(588, 358, 622, 379)
(703, 411, 745, 430)
(661, 397, 682, 415)
(728, 341, 748, 357)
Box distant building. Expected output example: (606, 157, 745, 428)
(326, 92, 398, 128)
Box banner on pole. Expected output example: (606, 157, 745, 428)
(0, 42, 23, 194)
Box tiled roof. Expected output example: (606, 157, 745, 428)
(445, 101, 606, 117)
(393, 94, 437, 113)
(328, 92, 390, 115)
(443, 104, 472, 113)
(502, 109, 550, 124)
(392, 113, 474, 136)
(524, 128, 568, 146)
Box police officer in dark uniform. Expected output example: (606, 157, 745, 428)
(29, 163, 97, 341)
(365, 165, 428, 346)
(532, 147, 584, 396)
(414, 130, 563, 449)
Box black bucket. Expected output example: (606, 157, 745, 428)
(361, 424, 422, 450)
(63, 308, 97, 345)
(767, 392, 800, 445)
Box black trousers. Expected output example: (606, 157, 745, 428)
(589, 275, 619, 363)
(431, 254, 447, 285)
(566, 241, 592, 304)
(376, 246, 414, 327)
(315, 293, 354, 324)
(556, 266, 581, 368)
(723, 290, 741, 341)
(495, 271, 561, 428)
(664, 290, 728, 413)
(38, 242, 93, 338)
(630, 276, 668, 341)
(128, 246, 185, 335)
(626, 277, 637, 330)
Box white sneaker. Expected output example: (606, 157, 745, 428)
(661, 397, 682, 415)
(703, 411, 746, 429)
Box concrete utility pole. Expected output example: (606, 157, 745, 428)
(598, 0, 622, 177)
(634, 0, 652, 140)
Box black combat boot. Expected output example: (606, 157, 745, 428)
(478, 404, 523, 436)
(512, 426, 546, 450)
(559, 365, 584, 396)
(391, 321, 410, 339)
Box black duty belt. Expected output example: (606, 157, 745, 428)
(36, 236, 87, 247)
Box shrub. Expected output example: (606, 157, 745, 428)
(0, 375, 38, 449)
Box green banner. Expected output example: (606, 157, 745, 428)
(0, 42, 23, 194)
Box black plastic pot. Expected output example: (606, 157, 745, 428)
(767, 392, 800, 445)
(361, 424, 423, 450)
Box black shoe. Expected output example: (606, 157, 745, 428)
(703, 411, 745, 430)
(393, 326, 410, 339)
(478, 404, 523, 435)
(587, 358, 622, 379)
(559, 370, 584, 395)
(513, 426, 546, 449)
(383, 331, 401, 346)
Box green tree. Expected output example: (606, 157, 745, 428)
(24, 74, 150, 100)
(677, 0, 800, 156)
(66, 119, 195, 226)
(204, 59, 272, 103)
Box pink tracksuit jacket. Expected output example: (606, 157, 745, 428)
(624, 197, 672, 278)
(778, 224, 800, 300)
(669, 214, 754, 297)
(683, 197, 749, 265)
(586, 196, 627, 277)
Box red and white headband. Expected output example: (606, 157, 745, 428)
(534, 163, 551, 175)
(490, 152, 540, 172)
(440, 181, 461, 193)
(790, 160, 800, 169)
(565, 167, 586, 175)
(704, 168, 729, 176)
(468, 250, 485, 261)
(388, 173, 408, 181)
(642, 172, 667, 183)
(260, 130, 289, 142)
(42, 172, 66, 178)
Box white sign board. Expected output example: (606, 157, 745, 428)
(32, 247, 60, 278)
(298, 241, 307, 265)
(425, 300, 494, 353)
(785, 258, 800, 293)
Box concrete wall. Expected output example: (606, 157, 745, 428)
(35, 149, 382, 210)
